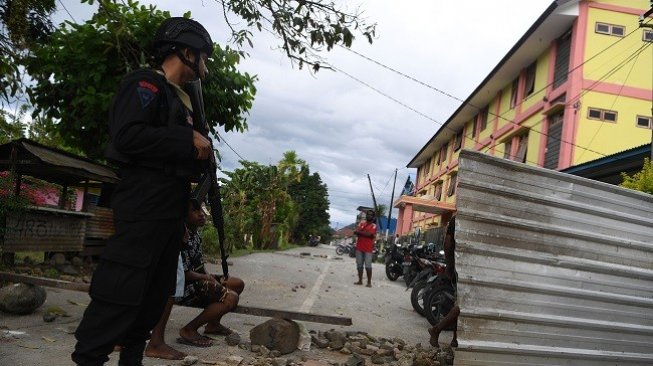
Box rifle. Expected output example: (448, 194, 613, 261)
(184, 79, 229, 279)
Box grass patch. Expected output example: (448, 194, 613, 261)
(15, 251, 45, 264)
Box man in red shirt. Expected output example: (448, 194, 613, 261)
(353, 209, 377, 287)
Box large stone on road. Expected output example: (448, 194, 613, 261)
(0, 283, 47, 315)
(250, 318, 300, 355)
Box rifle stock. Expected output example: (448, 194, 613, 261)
(185, 79, 230, 279)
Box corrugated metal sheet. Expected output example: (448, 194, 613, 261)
(85, 206, 115, 239)
(454, 150, 653, 366)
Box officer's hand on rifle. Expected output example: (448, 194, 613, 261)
(193, 130, 211, 160)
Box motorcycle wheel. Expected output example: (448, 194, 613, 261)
(410, 280, 428, 316)
(335, 247, 344, 255)
(424, 283, 456, 327)
(385, 262, 400, 281)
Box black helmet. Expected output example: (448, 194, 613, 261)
(154, 17, 213, 57)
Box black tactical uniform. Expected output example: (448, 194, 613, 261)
(72, 18, 213, 366)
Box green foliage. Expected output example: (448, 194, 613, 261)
(0, 0, 55, 103)
(620, 158, 653, 195)
(287, 167, 330, 243)
(27, 0, 256, 159)
(221, 0, 376, 71)
(43, 267, 59, 278)
(200, 223, 220, 257)
(219, 151, 330, 250)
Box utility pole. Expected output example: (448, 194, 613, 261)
(386, 169, 398, 236)
(366, 174, 380, 228)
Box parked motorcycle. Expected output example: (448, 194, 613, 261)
(408, 250, 446, 315)
(335, 242, 354, 255)
(385, 242, 405, 281)
(423, 278, 456, 327)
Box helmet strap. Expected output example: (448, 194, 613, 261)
(176, 48, 202, 80)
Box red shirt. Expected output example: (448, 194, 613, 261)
(355, 221, 377, 253)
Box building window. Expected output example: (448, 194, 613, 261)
(503, 141, 512, 159)
(553, 30, 571, 89)
(478, 107, 489, 131)
(595, 22, 625, 37)
(447, 173, 458, 197)
(587, 107, 618, 122)
(524, 62, 536, 97)
(454, 131, 463, 151)
(514, 133, 528, 163)
(439, 144, 448, 165)
(644, 30, 653, 42)
(510, 78, 519, 109)
(637, 115, 652, 129)
(434, 182, 443, 201)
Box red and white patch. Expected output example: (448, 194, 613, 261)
(138, 81, 159, 93)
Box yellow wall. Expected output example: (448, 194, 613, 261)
(574, 91, 652, 164)
(584, 7, 653, 89)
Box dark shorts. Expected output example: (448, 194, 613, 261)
(176, 274, 227, 308)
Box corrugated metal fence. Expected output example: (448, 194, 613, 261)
(454, 150, 653, 366)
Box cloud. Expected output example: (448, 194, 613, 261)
(53, 0, 552, 229)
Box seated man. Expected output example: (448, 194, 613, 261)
(428, 214, 460, 348)
(145, 202, 244, 358)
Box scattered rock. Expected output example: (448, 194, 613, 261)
(43, 312, 58, 322)
(226, 332, 241, 346)
(311, 334, 329, 348)
(60, 265, 79, 276)
(82, 276, 92, 283)
(0, 283, 47, 315)
(181, 355, 199, 365)
(344, 353, 365, 366)
(250, 345, 261, 353)
(50, 253, 66, 266)
(71, 257, 84, 267)
(250, 319, 299, 355)
(339, 347, 352, 355)
(226, 355, 244, 365)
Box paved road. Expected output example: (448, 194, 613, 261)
(1, 245, 452, 365)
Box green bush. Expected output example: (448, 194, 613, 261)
(44, 268, 59, 279)
(620, 158, 653, 194)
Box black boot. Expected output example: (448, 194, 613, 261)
(118, 342, 146, 366)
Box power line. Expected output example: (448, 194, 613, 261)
(575, 40, 646, 161)
(57, 0, 77, 23)
(339, 20, 651, 161)
(215, 131, 247, 161)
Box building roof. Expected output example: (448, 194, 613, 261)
(561, 144, 651, 185)
(408, 0, 580, 168)
(0, 138, 119, 185)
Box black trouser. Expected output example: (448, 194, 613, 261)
(72, 219, 183, 366)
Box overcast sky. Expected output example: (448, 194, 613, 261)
(55, 0, 553, 229)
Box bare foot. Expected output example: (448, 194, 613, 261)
(428, 326, 440, 348)
(179, 327, 212, 347)
(354, 281, 363, 285)
(204, 324, 233, 336)
(366, 283, 372, 287)
(145, 343, 186, 360)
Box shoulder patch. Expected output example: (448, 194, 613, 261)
(137, 87, 156, 108)
(138, 80, 159, 93)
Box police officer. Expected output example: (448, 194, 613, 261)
(72, 17, 214, 366)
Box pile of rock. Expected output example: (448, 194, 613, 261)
(234, 325, 454, 366)
(310, 329, 453, 366)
